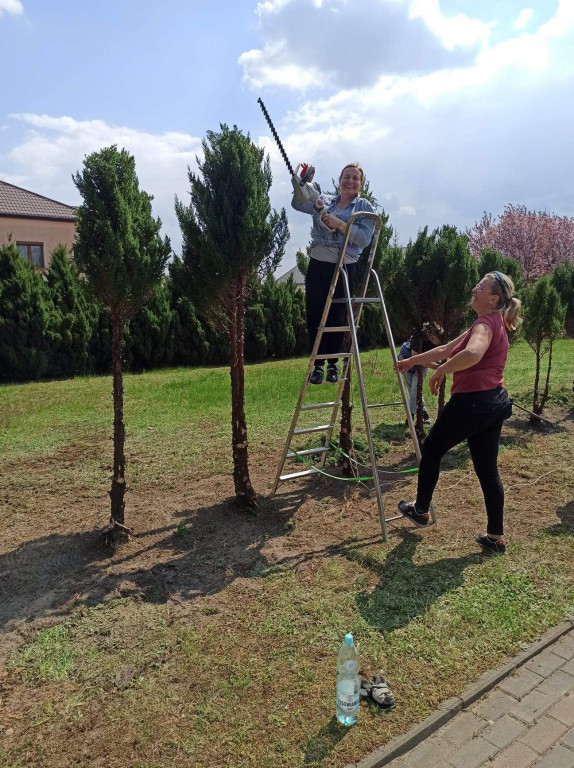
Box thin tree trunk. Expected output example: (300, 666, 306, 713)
(339, 370, 354, 476)
(415, 368, 425, 443)
(532, 344, 542, 414)
(229, 273, 257, 508)
(539, 341, 553, 413)
(107, 307, 130, 546)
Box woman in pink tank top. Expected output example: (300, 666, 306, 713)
(395, 272, 522, 555)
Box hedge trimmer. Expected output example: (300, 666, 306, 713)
(257, 97, 333, 232)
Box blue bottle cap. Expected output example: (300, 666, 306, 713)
(344, 633, 353, 645)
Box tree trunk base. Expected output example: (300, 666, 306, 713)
(235, 492, 260, 514)
(103, 520, 132, 549)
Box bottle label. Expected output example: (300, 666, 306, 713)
(337, 681, 359, 713)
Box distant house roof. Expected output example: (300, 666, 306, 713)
(0, 179, 76, 221)
(277, 264, 305, 286)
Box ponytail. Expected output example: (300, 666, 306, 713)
(487, 271, 522, 331)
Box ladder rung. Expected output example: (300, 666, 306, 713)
(301, 401, 340, 410)
(321, 353, 351, 360)
(385, 514, 405, 523)
(331, 298, 381, 304)
(352, 298, 382, 304)
(279, 468, 319, 481)
(321, 326, 350, 333)
(366, 401, 403, 409)
(286, 447, 328, 458)
(293, 424, 334, 435)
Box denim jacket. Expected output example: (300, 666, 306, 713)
(291, 192, 376, 264)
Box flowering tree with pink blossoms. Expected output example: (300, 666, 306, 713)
(467, 205, 574, 282)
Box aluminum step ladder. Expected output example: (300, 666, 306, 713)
(271, 211, 436, 539)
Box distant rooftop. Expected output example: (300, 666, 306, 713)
(0, 179, 76, 221)
(277, 264, 305, 286)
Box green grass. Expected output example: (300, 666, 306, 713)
(1, 339, 573, 768)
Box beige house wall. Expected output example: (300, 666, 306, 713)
(0, 217, 76, 268)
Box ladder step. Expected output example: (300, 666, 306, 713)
(321, 353, 351, 360)
(321, 326, 350, 333)
(385, 514, 405, 523)
(331, 297, 381, 304)
(301, 401, 340, 410)
(293, 424, 334, 435)
(286, 447, 328, 458)
(367, 401, 403, 409)
(352, 298, 382, 304)
(279, 468, 319, 481)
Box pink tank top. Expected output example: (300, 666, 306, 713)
(451, 313, 509, 395)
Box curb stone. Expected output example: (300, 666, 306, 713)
(346, 619, 574, 768)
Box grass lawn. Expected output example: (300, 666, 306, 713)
(0, 339, 573, 768)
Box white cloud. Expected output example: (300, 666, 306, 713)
(513, 8, 534, 31)
(2, 114, 202, 254)
(240, 0, 484, 92)
(410, 0, 492, 51)
(0, 0, 23, 18)
(251, 0, 574, 268)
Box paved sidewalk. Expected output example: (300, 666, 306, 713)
(348, 622, 574, 768)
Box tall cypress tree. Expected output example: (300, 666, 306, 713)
(73, 145, 171, 544)
(176, 124, 289, 507)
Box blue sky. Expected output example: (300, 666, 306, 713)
(1, 0, 572, 273)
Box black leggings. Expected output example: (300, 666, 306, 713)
(416, 387, 512, 536)
(305, 258, 356, 366)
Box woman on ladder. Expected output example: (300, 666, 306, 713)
(395, 272, 521, 555)
(292, 163, 376, 384)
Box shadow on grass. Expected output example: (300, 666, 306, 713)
(303, 716, 350, 766)
(0, 488, 306, 634)
(354, 531, 480, 633)
(545, 501, 574, 537)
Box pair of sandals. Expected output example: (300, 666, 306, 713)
(359, 674, 396, 710)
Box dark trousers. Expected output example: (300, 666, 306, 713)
(305, 258, 356, 366)
(416, 387, 512, 535)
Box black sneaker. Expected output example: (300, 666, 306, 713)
(326, 364, 339, 383)
(476, 534, 506, 555)
(423, 410, 431, 425)
(398, 500, 430, 528)
(308, 365, 324, 385)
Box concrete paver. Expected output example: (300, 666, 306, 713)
(488, 741, 539, 768)
(518, 715, 568, 753)
(361, 626, 574, 768)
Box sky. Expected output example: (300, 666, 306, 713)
(1, 0, 572, 275)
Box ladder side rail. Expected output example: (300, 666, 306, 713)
(369, 268, 421, 460)
(369, 269, 437, 526)
(341, 267, 388, 540)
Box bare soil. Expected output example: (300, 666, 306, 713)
(1, 407, 573, 767)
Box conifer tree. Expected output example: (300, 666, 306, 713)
(46, 244, 95, 377)
(73, 145, 171, 544)
(522, 276, 566, 421)
(0, 240, 57, 381)
(176, 124, 288, 507)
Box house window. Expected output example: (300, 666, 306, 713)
(17, 242, 44, 268)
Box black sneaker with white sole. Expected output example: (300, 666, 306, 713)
(398, 500, 430, 528)
(326, 364, 339, 383)
(308, 365, 324, 385)
(476, 533, 506, 555)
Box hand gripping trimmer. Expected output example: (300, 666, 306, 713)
(257, 98, 333, 232)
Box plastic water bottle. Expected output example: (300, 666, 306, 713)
(336, 633, 360, 726)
